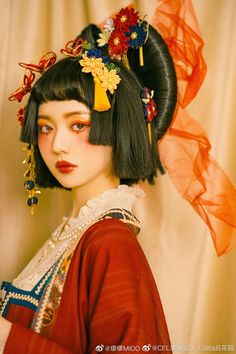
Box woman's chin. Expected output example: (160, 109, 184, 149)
(52, 172, 80, 189)
(58, 181, 78, 189)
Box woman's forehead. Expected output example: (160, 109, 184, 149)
(38, 100, 91, 117)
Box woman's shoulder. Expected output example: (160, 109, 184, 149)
(81, 217, 139, 250)
(75, 218, 144, 284)
(68, 217, 143, 266)
(68, 217, 158, 299)
(68, 217, 145, 277)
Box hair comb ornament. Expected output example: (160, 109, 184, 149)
(141, 88, 157, 144)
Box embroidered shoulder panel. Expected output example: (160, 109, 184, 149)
(98, 208, 141, 235)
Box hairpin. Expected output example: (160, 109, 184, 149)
(141, 87, 157, 144)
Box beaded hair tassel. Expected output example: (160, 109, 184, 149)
(9, 53, 57, 214)
(23, 144, 41, 214)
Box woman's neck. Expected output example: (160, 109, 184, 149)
(70, 175, 120, 218)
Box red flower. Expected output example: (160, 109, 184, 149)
(113, 7, 139, 31)
(108, 30, 129, 59)
(17, 107, 25, 126)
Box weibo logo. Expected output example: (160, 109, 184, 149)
(142, 344, 152, 351)
(95, 344, 104, 352)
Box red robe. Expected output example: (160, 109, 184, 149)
(3, 218, 172, 353)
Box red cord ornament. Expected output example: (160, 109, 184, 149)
(60, 38, 86, 57)
(9, 70, 35, 102)
(9, 52, 57, 102)
(19, 52, 57, 74)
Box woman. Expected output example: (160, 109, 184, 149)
(0, 7, 177, 353)
(1, 2, 236, 353)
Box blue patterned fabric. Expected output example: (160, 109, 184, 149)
(0, 265, 55, 317)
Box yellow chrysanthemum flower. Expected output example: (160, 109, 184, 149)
(97, 31, 111, 47)
(99, 67, 121, 94)
(79, 54, 104, 77)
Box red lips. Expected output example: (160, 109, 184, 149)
(55, 160, 77, 174)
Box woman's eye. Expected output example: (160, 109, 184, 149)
(38, 125, 53, 134)
(71, 123, 88, 132)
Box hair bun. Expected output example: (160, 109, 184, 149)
(127, 24, 177, 140)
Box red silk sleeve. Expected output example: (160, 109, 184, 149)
(3, 219, 171, 353)
(81, 219, 172, 353)
(4, 322, 73, 354)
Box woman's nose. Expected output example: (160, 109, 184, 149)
(52, 129, 70, 154)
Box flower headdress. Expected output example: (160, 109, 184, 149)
(8, 40, 121, 113)
(9, 6, 156, 136)
(97, 6, 148, 67)
(95, 6, 156, 142)
(60, 39, 121, 112)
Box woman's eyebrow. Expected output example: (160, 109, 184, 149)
(37, 111, 91, 120)
(64, 111, 90, 118)
(37, 114, 51, 120)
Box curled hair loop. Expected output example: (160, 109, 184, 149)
(127, 24, 177, 140)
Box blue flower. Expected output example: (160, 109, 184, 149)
(87, 48, 109, 64)
(87, 48, 102, 58)
(101, 55, 109, 64)
(126, 23, 147, 48)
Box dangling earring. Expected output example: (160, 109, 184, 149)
(22, 144, 41, 214)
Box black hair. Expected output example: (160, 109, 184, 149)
(20, 23, 177, 188)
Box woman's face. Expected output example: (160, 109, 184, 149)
(37, 100, 114, 190)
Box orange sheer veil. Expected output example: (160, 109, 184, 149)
(152, 0, 236, 256)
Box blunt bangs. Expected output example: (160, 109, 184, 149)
(32, 57, 93, 107)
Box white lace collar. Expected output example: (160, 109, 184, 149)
(64, 184, 144, 225)
(12, 185, 144, 291)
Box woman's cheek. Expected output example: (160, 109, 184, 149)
(88, 144, 113, 170)
(38, 135, 51, 156)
